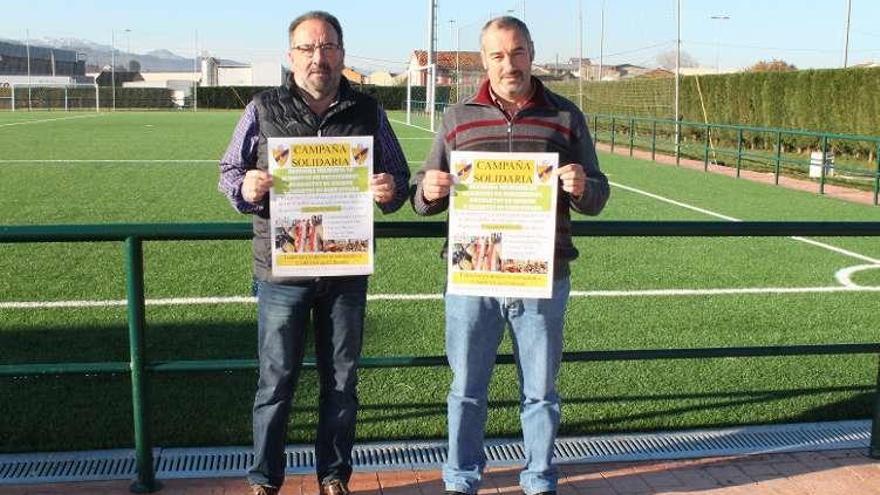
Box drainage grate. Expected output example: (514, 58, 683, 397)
(0, 449, 142, 484)
(0, 420, 870, 485)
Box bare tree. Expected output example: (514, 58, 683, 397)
(656, 49, 698, 69)
(748, 59, 797, 72)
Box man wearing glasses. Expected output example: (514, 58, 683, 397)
(218, 11, 410, 495)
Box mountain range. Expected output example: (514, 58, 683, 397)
(1, 36, 237, 72)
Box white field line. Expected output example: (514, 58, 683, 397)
(0, 114, 102, 128)
(388, 118, 436, 134)
(611, 181, 880, 265)
(571, 286, 880, 297)
(3, 285, 880, 310)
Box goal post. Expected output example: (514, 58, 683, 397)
(9, 83, 100, 112)
(405, 63, 437, 132)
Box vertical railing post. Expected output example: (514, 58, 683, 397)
(774, 131, 782, 185)
(820, 135, 828, 195)
(703, 124, 710, 171)
(593, 115, 599, 146)
(736, 128, 743, 178)
(125, 237, 160, 493)
(651, 120, 657, 161)
(629, 118, 635, 156)
(873, 142, 879, 206)
(871, 359, 880, 458)
(610, 117, 616, 153)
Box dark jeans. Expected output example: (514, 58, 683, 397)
(247, 276, 367, 489)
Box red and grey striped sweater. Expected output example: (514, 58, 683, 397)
(411, 77, 610, 266)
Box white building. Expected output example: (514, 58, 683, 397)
(201, 56, 283, 87)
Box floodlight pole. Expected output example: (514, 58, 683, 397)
(843, 0, 852, 68)
(598, 0, 605, 81)
(193, 29, 199, 112)
(449, 20, 457, 102)
(111, 29, 116, 111)
(710, 15, 730, 74)
(578, 0, 583, 109)
(125, 28, 131, 68)
(674, 0, 681, 162)
(427, 0, 436, 131)
(26, 29, 32, 110)
(450, 20, 461, 103)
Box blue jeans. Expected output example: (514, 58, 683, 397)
(247, 277, 367, 489)
(443, 275, 570, 495)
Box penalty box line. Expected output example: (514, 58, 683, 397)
(0, 113, 104, 128)
(611, 182, 879, 266)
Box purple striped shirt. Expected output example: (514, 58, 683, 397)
(218, 101, 410, 215)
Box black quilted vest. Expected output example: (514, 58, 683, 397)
(250, 76, 380, 282)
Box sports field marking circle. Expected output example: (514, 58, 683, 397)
(835, 264, 880, 288)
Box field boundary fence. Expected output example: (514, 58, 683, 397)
(590, 114, 880, 206)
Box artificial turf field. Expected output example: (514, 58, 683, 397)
(0, 110, 878, 453)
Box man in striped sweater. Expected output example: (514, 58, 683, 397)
(411, 16, 610, 495)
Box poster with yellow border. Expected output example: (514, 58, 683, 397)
(268, 136, 373, 277)
(447, 151, 558, 298)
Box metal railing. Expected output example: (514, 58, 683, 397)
(1, 221, 879, 493)
(590, 114, 880, 206)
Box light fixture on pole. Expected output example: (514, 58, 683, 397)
(709, 15, 730, 74)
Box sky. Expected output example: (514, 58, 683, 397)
(2, 0, 879, 73)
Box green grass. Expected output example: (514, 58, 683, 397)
(0, 110, 878, 453)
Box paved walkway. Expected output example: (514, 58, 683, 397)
(595, 143, 878, 207)
(3, 448, 878, 495)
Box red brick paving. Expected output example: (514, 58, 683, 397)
(1, 448, 878, 494)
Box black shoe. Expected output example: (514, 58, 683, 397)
(445, 491, 469, 495)
(321, 479, 350, 495)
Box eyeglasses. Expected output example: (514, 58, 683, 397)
(291, 43, 342, 57)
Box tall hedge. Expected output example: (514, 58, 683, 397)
(547, 67, 880, 139)
(99, 88, 177, 109)
(196, 84, 452, 111)
(196, 86, 275, 109)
